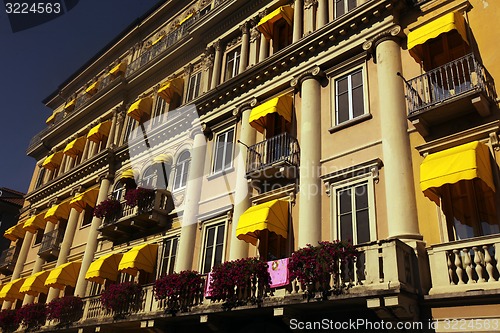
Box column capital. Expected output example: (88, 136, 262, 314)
(213, 39, 222, 52)
(184, 63, 193, 77)
(240, 21, 250, 35)
(202, 49, 214, 71)
(290, 66, 325, 88)
(363, 25, 404, 62)
(189, 121, 212, 140)
(233, 98, 258, 119)
(304, 0, 317, 9)
(250, 26, 261, 43)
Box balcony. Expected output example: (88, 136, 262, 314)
(404, 53, 497, 136)
(427, 234, 500, 298)
(38, 229, 64, 261)
(246, 133, 300, 181)
(74, 239, 420, 331)
(0, 246, 20, 275)
(98, 189, 173, 242)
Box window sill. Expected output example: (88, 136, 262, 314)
(328, 113, 372, 134)
(207, 166, 235, 181)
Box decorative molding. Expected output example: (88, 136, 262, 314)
(233, 98, 258, 119)
(362, 25, 403, 62)
(304, 0, 317, 9)
(290, 66, 326, 88)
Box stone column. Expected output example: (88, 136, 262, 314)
(248, 26, 261, 67)
(114, 110, 125, 147)
(291, 67, 324, 248)
(74, 175, 113, 297)
(293, 0, 304, 43)
(317, 0, 328, 28)
(201, 48, 214, 94)
(229, 101, 257, 260)
(239, 22, 250, 73)
(210, 41, 222, 90)
(174, 124, 208, 272)
(46, 191, 83, 302)
(81, 128, 92, 161)
(1, 232, 34, 309)
(57, 154, 67, 177)
(22, 221, 56, 305)
(304, 0, 317, 35)
(106, 110, 118, 149)
(363, 27, 420, 240)
(258, 32, 269, 61)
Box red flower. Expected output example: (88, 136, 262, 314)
(16, 303, 47, 331)
(93, 198, 121, 219)
(0, 309, 19, 333)
(124, 187, 154, 207)
(47, 296, 83, 325)
(154, 270, 203, 313)
(100, 282, 142, 315)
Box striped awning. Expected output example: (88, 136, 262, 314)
(64, 99, 76, 111)
(44, 201, 71, 224)
(0, 278, 25, 302)
(69, 187, 100, 213)
(153, 154, 174, 165)
(63, 136, 86, 158)
(249, 94, 293, 133)
(118, 244, 158, 276)
(20, 271, 50, 296)
(85, 81, 99, 95)
(42, 151, 64, 171)
(85, 253, 124, 284)
(158, 78, 184, 104)
(127, 97, 153, 122)
(45, 261, 82, 290)
(257, 6, 294, 40)
(109, 62, 127, 76)
(23, 213, 47, 234)
(87, 120, 112, 143)
(4, 223, 26, 242)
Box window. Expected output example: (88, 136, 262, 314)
(112, 181, 126, 201)
(440, 180, 500, 241)
(186, 71, 202, 102)
(141, 166, 157, 189)
(273, 19, 292, 52)
(33, 229, 44, 245)
(81, 205, 94, 227)
(158, 236, 179, 277)
(334, 0, 357, 18)
(201, 221, 226, 274)
(334, 68, 365, 125)
(224, 47, 240, 81)
(35, 168, 45, 189)
(152, 96, 167, 126)
(212, 127, 234, 174)
(173, 151, 190, 190)
(335, 182, 371, 245)
(123, 118, 137, 143)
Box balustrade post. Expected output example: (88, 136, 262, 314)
(483, 245, 495, 282)
(454, 249, 465, 284)
(473, 247, 485, 283)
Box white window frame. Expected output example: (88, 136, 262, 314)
(211, 126, 235, 175)
(323, 160, 379, 245)
(152, 96, 167, 126)
(123, 117, 137, 143)
(199, 217, 228, 274)
(224, 46, 241, 81)
(334, 0, 357, 19)
(186, 71, 202, 102)
(141, 165, 158, 189)
(157, 234, 180, 277)
(173, 151, 190, 191)
(332, 65, 368, 127)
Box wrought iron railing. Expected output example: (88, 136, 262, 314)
(38, 229, 63, 255)
(246, 133, 300, 175)
(404, 53, 497, 115)
(0, 246, 19, 268)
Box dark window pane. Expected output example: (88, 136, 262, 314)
(336, 0, 345, 17)
(356, 209, 370, 244)
(340, 213, 353, 242)
(338, 189, 352, 214)
(352, 85, 364, 118)
(355, 184, 368, 209)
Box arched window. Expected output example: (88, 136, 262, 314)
(141, 166, 157, 189)
(173, 151, 190, 190)
(112, 180, 127, 201)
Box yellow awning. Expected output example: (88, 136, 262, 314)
(236, 199, 289, 246)
(63, 136, 86, 158)
(257, 6, 294, 40)
(408, 12, 468, 63)
(87, 120, 112, 143)
(23, 213, 47, 234)
(249, 94, 293, 133)
(45, 261, 82, 290)
(127, 97, 153, 122)
(69, 187, 100, 213)
(158, 78, 184, 104)
(42, 151, 64, 171)
(64, 99, 76, 111)
(120, 169, 137, 180)
(151, 35, 164, 46)
(420, 141, 495, 204)
(44, 201, 71, 224)
(85, 253, 123, 284)
(109, 62, 127, 75)
(178, 13, 193, 26)
(46, 110, 61, 125)
(85, 81, 99, 95)
(0, 278, 25, 302)
(118, 243, 158, 276)
(20, 271, 49, 296)
(153, 153, 174, 165)
(4, 223, 26, 242)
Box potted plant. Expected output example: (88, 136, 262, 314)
(210, 258, 270, 311)
(0, 309, 19, 333)
(154, 270, 204, 314)
(93, 198, 121, 220)
(288, 240, 358, 300)
(47, 295, 84, 326)
(100, 281, 142, 319)
(16, 303, 47, 332)
(124, 187, 155, 209)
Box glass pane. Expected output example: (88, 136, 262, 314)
(224, 130, 234, 168)
(352, 85, 364, 118)
(338, 189, 352, 214)
(203, 248, 213, 273)
(340, 213, 353, 243)
(214, 243, 223, 266)
(354, 184, 368, 209)
(356, 209, 370, 244)
(216, 224, 225, 244)
(206, 227, 215, 245)
(335, 0, 345, 17)
(337, 92, 349, 123)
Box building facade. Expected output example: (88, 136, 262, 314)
(1, 0, 499, 332)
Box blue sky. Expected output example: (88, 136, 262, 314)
(0, 0, 160, 193)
